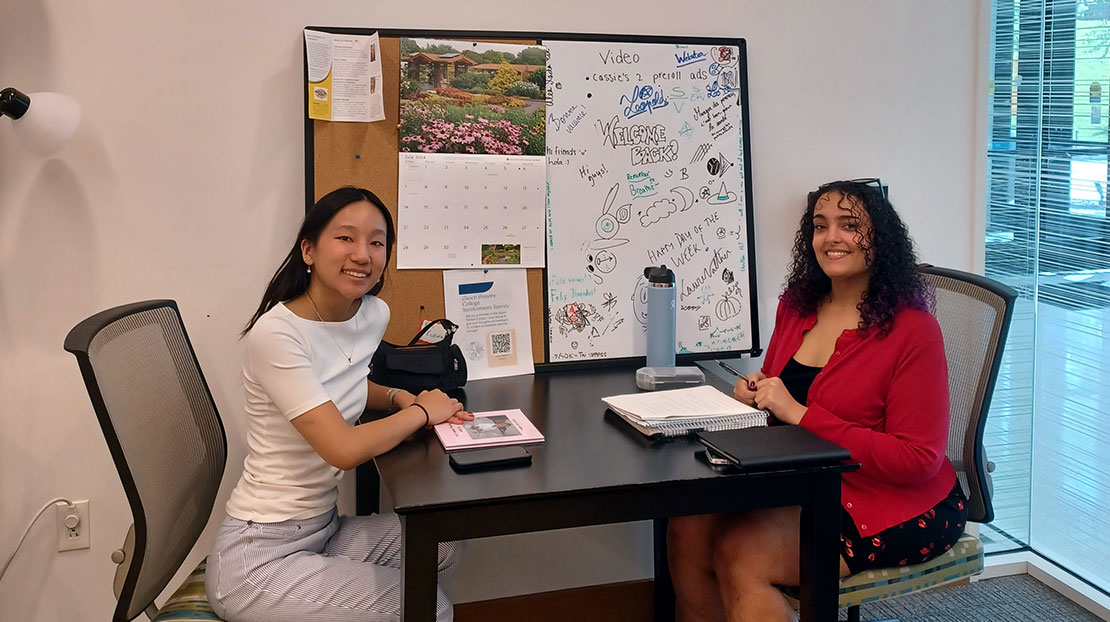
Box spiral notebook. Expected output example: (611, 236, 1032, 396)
(602, 385, 770, 438)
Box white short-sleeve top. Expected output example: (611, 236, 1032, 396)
(224, 296, 388, 522)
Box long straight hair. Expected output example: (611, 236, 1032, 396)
(243, 187, 395, 335)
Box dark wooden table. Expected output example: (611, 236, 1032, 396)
(370, 367, 855, 621)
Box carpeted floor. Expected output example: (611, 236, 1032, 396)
(840, 574, 1105, 621)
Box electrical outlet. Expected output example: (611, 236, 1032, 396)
(56, 499, 90, 552)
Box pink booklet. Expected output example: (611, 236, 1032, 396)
(434, 408, 544, 451)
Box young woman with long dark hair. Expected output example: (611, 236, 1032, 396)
(207, 187, 472, 622)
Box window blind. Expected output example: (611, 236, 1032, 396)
(987, 0, 1110, 594)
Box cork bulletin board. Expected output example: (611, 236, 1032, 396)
(304, 28, 760, 368)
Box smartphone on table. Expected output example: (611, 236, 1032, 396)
(448, 446, 532, 472)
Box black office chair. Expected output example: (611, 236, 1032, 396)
(834, 266, 1017, 621)
(65, 300, 227, 622)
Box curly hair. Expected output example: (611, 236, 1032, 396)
(781, 180, 931, 335)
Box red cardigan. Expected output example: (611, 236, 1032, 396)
(762, 300, 957, 536)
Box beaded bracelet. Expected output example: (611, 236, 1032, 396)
(412, 403, 430, 427)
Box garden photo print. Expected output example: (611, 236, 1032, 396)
(399, 37, 546, 155)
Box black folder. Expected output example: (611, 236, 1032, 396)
(696, 425, 850, 470)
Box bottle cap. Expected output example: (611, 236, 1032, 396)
(644, 264, 675, 285)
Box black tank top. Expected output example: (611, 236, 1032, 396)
(780, 357, 823, 406)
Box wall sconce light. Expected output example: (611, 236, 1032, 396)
(1, 87, 82, 156)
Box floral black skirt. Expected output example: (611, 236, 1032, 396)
(840, 483, 967, 575)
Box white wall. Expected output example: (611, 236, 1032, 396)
(0, 1, 985, 619)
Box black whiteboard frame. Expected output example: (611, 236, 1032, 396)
(303, 28, 761, 371)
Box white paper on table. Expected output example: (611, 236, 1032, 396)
(443, 269, 534, 380)
(397, 153, 546, 269)
(304, 29, 384, 122)
(602, 385, 759, 421)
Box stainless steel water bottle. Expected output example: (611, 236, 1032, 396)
(645, 265, 676, 368)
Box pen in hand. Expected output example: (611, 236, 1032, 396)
(718, 360, 757, 391)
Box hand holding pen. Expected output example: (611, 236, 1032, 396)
(718, 360, 759, 391)
(719, 361, 764, 409)
(719, 362, 805, 424)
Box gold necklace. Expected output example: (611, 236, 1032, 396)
(305, 292, 357, 367)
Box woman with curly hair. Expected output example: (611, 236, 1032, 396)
(667, 180, 967, 622)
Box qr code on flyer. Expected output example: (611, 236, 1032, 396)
(490, 331, 512, 355)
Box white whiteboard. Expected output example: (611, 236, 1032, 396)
(544, 39, 756, 362)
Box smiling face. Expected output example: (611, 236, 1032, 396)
(301, 200, 389, 306)
(811, 190, 873, 283)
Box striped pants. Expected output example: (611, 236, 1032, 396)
(206, 508, 462, 622)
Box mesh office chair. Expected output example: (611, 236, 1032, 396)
(65, 300, 227, 622)
(834, 266, 1017, 621)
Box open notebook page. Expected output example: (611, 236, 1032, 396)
(602, 385, 762, 421)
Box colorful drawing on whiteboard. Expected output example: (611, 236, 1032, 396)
(545, 40, 751, 361)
